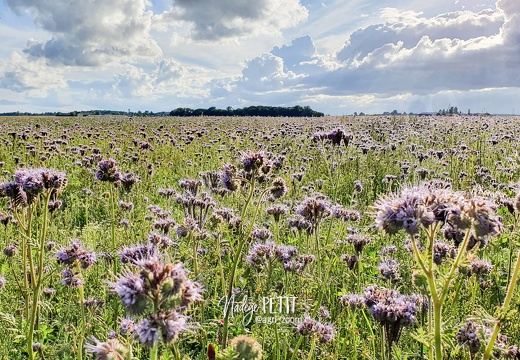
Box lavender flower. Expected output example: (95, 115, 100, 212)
(56, 240, 96, 269)
(250, 228, 273, 241)
(296, 315, 335, 343)
(339, 294, 366, 310)
(241, 150, 269, 174)
(135, 311, 189, 347)
(220, 164, 240, 192)
(118, 243, 157, 263)
(363, 285, 420, 345)
(332, 205, 361, 222)
(120, 318, 135, 336)
(3, 244, 18, 257)
(118, 200, 134, 211)
(433, 241, 456, 265)
(109, 270, 148, 314)
(246, 241, 277, 268)
(120, 172, 140, 192)
(295, 193, 332, 228)
(469, 259, 494, 277)
(378, 258, 401, 282)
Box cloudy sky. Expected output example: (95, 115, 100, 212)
(0, 0, 517, 115)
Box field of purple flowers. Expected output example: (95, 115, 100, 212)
(0, 115, 520, 359)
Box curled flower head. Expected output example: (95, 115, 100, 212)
(85, 337, 128, 360)
(295, 194, 332, 227)
(456, 321, 481, 354)
(296, 315, 335, 343)
(3, 244, 18, 257)
(378, 258, 401, 282)
(220, 164, 240, 192)
(345, 233, 371, 253)
(340, 294, 366, 310)
(266, 204, 288, 222)
(250, 228, 273, 241)
(362, 285, 421, 344)
(120, 172, 140, 192)
(241, 150, 269, 174)
(340, 253, 358, 270)
(373, 187, 435, 235)
(179, 178, 203, 196)
(246, 241, 277, 268)
(95, 159, 119, 182)
(433, 241, 456, 265)
(332, 205, 361, 222)
(14, 169, 44, 199)
(119, 318, 135, 336)
(118, 243, 157, 264)
(270, 177, 288, 200)
(0, 181, 27, 207)
(56, 240, 96, 269)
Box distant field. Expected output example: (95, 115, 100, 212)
(0, 115, 519, 359)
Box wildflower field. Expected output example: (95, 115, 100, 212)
(1, 114, 520, 360)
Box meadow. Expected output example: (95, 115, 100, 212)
(0, 114, 519, 360)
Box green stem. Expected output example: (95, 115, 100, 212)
(76, 262, 86, 360)
(289, 336, 305, 360)
(27, 191, 51, 360)
(216, 232, 226, 296)
(222, 182, 270, 347)
(240, 177, 255, 219)
(192, 233, 199, 277)
(440, 229, 471, 303)
(483, 249, 520, 360)
(109, 186, 119, 328)
(306, 336, 316, 360)
(151, 294, 160, 360)
(221, 238, 246, 347)
(172, 342, 181, 360)
(432, 299, 442, 360)
(150, 343, 158, 360)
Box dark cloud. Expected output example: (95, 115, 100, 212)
(155, 0, 308, 41)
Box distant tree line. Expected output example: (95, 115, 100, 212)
(1, 105, 324, 117)
(169, 105, 324, 117)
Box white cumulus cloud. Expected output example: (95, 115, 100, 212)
(0, 52, 66, 97)
(112, 59, 211, 99)
(5, 0, 162, 66)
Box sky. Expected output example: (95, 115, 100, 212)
(0, 0, 518, 115)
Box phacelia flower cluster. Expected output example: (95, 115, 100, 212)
(109, 256, 203, 347)
(0, 168, 67, 207)
(373, 185, 503, 240)
(296, 314, 335, 343)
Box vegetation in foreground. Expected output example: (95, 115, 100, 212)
(0, 115, 520, 359)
